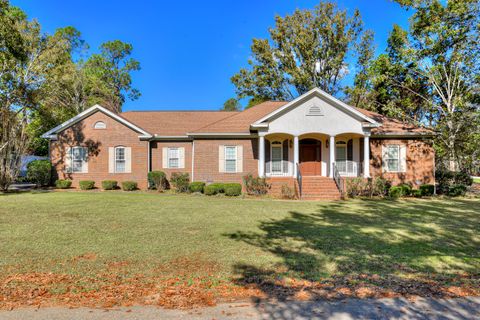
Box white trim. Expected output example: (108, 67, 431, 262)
(251, 87, 380, 127)
(41, 105, 152, 139)
(270, 141, 283, 174)
(224, 145, 237, 173)
(186, 132, 254, 137)
(114, 146, 126, 173)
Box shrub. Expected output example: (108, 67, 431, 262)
(204, 184, 218, 196)
(102, 180, 118, 190)
(148, 171, 167, 191)
(208, 183, 225, 193)
(398, 184, 412, 196)
(55, 179, 72, 189)
(372, 177, 391, 197)
(448, 184, 467, 197)
(419, 184, 434, 196)
(281, 184, 296, 199)
(346, 177, 390, 198)
(189, 182, 205, 193)
(388, 186, 403, 199)
(170, 172, 190, 193)
(346, 177, 366, 198)
(412, 189, 422, 198)
(243, 174, 270, 195)
(224, 183, 242, 196)
(122, 181, 137, 191)
(436, 170, 473, 194)
(26, 160, 52, 186)
(79, 180, 95, 190)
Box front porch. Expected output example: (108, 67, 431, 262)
(258, 132, 371, 179)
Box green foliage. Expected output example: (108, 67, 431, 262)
(121, 181, 137, 191)
(281, 184, 296, 200)
(388, 186, 404, 199)
(448, 184, 467, 197)
(189, 182, 205, 193)
(204, 184, 219, 196)
(419, 184, 435, 196)
(231, 1, 366, 101)
(222, 98, 241, 111)
(436, 170, 473, 194)
(398, 184, 412, 196)
(102, 180, 117, 190)
(79, 180, 95, 190)
(243, 174, 270, 195)
(26, 160, 52, 186)
(170, 172, 190, 193)
(224, 183, 242, 196)
(55, 179, 72, 189)
(148, 171, 167, 191)
(412, 189, 422, 198)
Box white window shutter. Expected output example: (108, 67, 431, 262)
(400, 144, 407, 172)
(381, 145, 388, 173)
(218, 145, 225, 173)
(82, 147, 88, 173)
(236, 145, 243, 173)
(108, 147, 114, 173)
(65, 147, 72, 173)
(162, 147, 168, 169)
(179, 147, 185, 169)
(125, 147, 132, 173)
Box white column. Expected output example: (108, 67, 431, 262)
(363, 134, 370, 178)
(293, 136, 299, 178)
(329, 135, 335, 178)
(259, 136, 265, 177)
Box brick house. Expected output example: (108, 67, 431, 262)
(42, 88, 434, 199)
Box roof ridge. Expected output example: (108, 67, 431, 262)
(121, 110, 239, 113)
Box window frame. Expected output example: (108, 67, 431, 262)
(270, 141, 283, 173)
(335, 141, 347, 162)
(71, 146, 87, 173)
(167, 147, 180, 169)
(114, 146, 126, 173)
(224, 146, 237, 173)
(384, 144, 401, 172)
(94, 121, 106, 129)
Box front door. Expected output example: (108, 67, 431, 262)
(300, 140, 321, 176)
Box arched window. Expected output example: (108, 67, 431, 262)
(94, 121, 106, 129)
(271, 141, 282, 173)
(114, 146, 126, 173)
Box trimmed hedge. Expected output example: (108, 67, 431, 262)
(224, 183, 242, 196)
(436, 170, 473, 194)
(189, 182, 205, 193)
(388, 186, 404, 199)
(55, 179, 72, 189)
(204, 184, 218, 196)
(412, 189, 422, 198)
(170, 172, 190, 193)
(398, 184, 412, 196)
(102, 180, 118, 190)
(122, 181, 137, 191)
(419, 184, 434, 196)
(79, 180, 95, 190)
(27, 160, 52, 186)
(148, 171, 167, 191)
(448, 184, 467, 197)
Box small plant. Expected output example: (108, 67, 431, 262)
(204, 184, 218, 196)
(122, 181, 137, 191)
(170, 172, 190, 193)
(372, 177, 391, 197)
(148, 171, 167, 191)
(281, 184, 296, 199)
(26, 160, 52, 187)
(189, 182, 205, 193)
(448, 184, 467, 197)
(243, 174, 270, 195)
(55, 179, 72, 189)
(224, 183, 242, 196)
(412, 189, 422, 198)
(419, 184, 434, 196)
(346, 177, 365, 198)
(102, 180, 118, 190)
(388, 186, 403, 199)
(398, 184, 412, 196)
(79, 180, 95, 190)
(208, 183, 225, 193)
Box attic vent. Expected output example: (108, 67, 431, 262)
(94, 121, 106, 129)
(306, 104, 323, 116)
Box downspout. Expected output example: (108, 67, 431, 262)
(191, 139, 195, 181)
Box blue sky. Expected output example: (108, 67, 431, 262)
(13, 0, 410, 111)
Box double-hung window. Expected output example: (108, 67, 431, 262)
(115, 147, 126, 173)
(385, 145, 400, 172)
(271, 141, 282, 173)
(225, 146, 237, 173)
(71, 147, 87, 173)
(168, 147, 179, 168)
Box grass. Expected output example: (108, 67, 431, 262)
(473, 177, 480, 184)
(0, 191, 479, 305)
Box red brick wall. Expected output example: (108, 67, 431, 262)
(193, 138, 258, 183)
(50, 111, 149, 189)
(150, 141, 192, 178)
(370, 138, 435, 187)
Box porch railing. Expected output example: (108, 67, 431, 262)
(333, 163, 344, 197)
(335, 160, 362, 177)
(296, 163, 302, 199)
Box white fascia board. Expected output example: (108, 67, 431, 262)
(41, 105, 152, 139)
(152, 135, 192, 140)
(372, 132, 435, 138)
(186, 132, 255, 138)
(252, 87, 380, 126)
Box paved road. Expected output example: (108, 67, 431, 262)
(0, 297, 478, 320)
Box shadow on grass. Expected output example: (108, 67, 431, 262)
(226, 198, 480, 316)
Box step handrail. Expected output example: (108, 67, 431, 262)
(333, 162, 344, 197)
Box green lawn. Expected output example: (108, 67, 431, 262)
(473, 177, 480, 184)
(0, 191, 479, 305)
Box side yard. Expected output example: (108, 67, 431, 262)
(0, 192, 478, 308)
